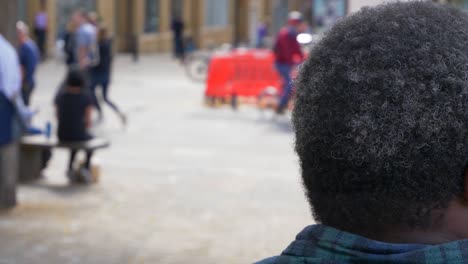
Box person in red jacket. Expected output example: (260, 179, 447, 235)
(274, 11, 305, 114)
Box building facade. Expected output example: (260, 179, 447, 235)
(24, 0, 239, 54)
(21, 0, 468, 55)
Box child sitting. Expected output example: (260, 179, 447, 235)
(55, 68, 94, 183)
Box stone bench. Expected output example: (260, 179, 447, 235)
(19, 135, 110, 182)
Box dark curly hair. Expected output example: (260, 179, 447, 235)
(293, 1, 468, 237)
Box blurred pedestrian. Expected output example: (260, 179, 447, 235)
(64, 21, 77, 66)
(0, 33, 34, 143)
(90, 26, 126, 125)
(34, 5, 48, 60)
(87, 12, 99, 27)
(0, 32, 24, 208)
(273, 11, 305, 115)
(72, 10, 99, 70)
(0, 34, 22, 147)
(53, 11, 97, 128)
(55, 68, 94, 183)
(17, 21, 40, 106)
(256, 22, 268, 48)
(171, 16, 185, 60)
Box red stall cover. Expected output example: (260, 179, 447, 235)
(205, 49, 282, 99)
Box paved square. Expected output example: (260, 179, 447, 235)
(0, 55, 311, 264)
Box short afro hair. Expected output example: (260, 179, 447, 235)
(293, 1, 468, 237)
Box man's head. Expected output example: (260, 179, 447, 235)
(294, 1, 468, 240)
(16, 21, 29, 44)
(288, 11, 304, 30)
(71, 10, 86, 27)
(98, 26, 109, 42)
(87, 11, 99, 26)
(66, 67, 85, 89)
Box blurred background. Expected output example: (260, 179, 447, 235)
(0, 0, 467, 264)
(11, 0, 466, 56)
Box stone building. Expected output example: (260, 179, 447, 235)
(19, 0, 468, 55)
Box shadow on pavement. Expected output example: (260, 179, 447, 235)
(21, 181, 93, 197)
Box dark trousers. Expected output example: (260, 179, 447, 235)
(68, 150, 94, 171)
(90, 72, 121, 116)
(21, 83, 34, 106)
(173, 35, 184, 59)
(61, 134, 94, 171)
(276, 63, 294, 111)
(34, 28, 46, 59)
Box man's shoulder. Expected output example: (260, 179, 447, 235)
(0, 36, 17, 55)
(24, 40, 38, 52)
(20, 41, 40, 63)
(0, 36, 20, 66)
(255, 256, 280, 264)
(277, 27, 294, 42)
(277, 27, 289, 36)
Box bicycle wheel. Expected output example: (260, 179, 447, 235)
(185, 54, 210, 82)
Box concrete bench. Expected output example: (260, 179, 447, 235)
(19, 135, 110, 182)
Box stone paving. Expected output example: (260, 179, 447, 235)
(0, 55, 312, 264)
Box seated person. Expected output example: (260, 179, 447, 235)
(257, 2, 468, 263)
(55, 68, 93, 183)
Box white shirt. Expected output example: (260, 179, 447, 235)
(0, 35, 21, 100)
(75, 23, 99, 67)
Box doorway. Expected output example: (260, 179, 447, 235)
(234, 0, 249, 46)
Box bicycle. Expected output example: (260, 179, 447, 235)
(184, 43, 232, 82)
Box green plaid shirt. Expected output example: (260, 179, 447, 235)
(256, 225, 468, 264)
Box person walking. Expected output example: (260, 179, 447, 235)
(64, 21, 77, 66)
(34, 6, 48, 60)
(72, 10, 98, 70)
(273, 11, 305, 115)
(90, 26, 126, 125)
(17, 21, 40, 106)
(171, 16, 185, 61)
(256, 22, 268, 48)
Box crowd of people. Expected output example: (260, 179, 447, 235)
(57, 10, 127, 182)
(0, 9, 128, 184)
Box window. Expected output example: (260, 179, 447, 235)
(272, 0, 288, 34)
(171, 0, 184, 19)
(313, 0, 346, 32)
(205, 0, 229, 27)
(449, 0, 468, 10)
(18, 0, 27, 21)
(144, 0, 160, 33)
